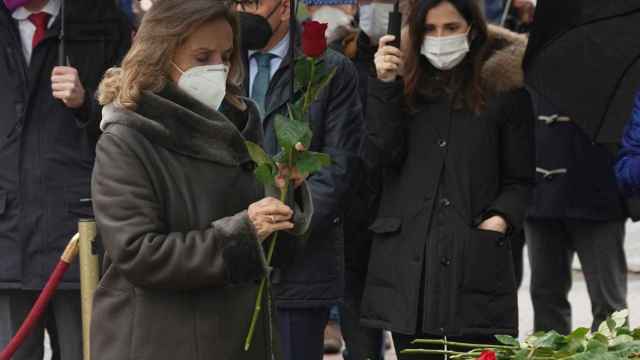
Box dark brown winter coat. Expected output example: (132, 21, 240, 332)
(90, 84, 311, 360)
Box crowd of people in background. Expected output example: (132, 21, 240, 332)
(0, 0, 634, 359)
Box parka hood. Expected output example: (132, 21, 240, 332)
(482, 25, 528, 94)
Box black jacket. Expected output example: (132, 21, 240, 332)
(360, 29, 535, 337)
(0, 2, 130, 289)
(242, 33, 363, 306)
(526, 87, 627, 221)
(331, 30, 381, 279)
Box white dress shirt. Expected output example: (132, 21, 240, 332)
(12, 0, 60, 64)
(248, 32, 291, 98)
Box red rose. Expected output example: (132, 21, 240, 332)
(477, 351, 497, 360)
(302, 20, 328, 58)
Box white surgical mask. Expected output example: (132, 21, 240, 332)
(358, 3, 394, 44)
(420, 32, 470, 70)
(172, 62, 228, 111)
(312, 6, 354, 44)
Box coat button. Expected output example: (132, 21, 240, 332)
(241, 161, 257, 172)
(498, 240, 506, 247)
(440, 198, 451, 207)
(438, 139, 447, 148)
(440, 257, 451, 267)
(333, 217, 341, 225)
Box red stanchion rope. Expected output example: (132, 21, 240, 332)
(0, 234, 79, 360)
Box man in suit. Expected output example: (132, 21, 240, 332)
(237, 2, 363, 359)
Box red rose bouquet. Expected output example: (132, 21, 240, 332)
(401, 310, 640, 360)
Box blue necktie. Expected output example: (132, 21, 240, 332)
(251, 52, 275, 114)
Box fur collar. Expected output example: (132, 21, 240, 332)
(481, 25, 528, 94)
(100, 83, 262, 166)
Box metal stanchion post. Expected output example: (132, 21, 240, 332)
(78, 219, 99, 360)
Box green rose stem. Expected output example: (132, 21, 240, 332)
(244, 174, 290, 351)
(412, 339, 518, 350)
(400, 349, 467, 356)
(402, 350, 556, 360)
(302, 59, 316, 113)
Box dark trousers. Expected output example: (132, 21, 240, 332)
(0, 290, 82, 360)
(393, 333, 497, 360)
(277, 306, 331, 360)
(341, 270, 384, 360)
(525, 219, 628, 334)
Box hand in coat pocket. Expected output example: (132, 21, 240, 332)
(477, 215, 508, 234)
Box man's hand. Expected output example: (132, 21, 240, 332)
(276, 143, 309, 189)
(51, 66, 86, 109)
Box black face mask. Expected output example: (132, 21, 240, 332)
(238, 12, 274, 50)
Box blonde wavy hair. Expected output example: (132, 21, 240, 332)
(99, 0, 244, 109)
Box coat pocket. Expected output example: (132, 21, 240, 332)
(366, 217, 402, 289)
(461, 228, 516, 295)
(369, 217, 402, 234)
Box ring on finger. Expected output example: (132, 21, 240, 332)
(269, 215, 276, 224)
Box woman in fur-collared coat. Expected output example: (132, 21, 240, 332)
(90, 2, 312, 359)
(360, 0, 534, 357)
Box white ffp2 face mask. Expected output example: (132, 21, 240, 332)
(312, 6, 354, 44)
(420, 32, 470, 70)
(172, 62, 228, 111)
(359, 3, 394, 44)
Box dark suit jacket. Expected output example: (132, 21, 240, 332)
(242, 31, 363, 306)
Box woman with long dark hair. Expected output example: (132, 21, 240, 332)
(359, 0, 534, 357)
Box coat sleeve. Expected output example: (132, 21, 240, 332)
(485, 89, 535, 232)
(362, 77, 408, 169)
(305, 58, 363, 230)
(92, 132, 268, 290)
(616, 92, 640, 197)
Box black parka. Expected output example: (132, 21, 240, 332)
(360, 28, 535, 337)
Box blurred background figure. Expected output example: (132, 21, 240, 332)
(484, 0, 535, 33)
(525, 90, 629, 335)
(617, 91, 640, 197)
(305, 0, 389, 358)
(0, 0, 131, 359)
(117, 0, 153, 28)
